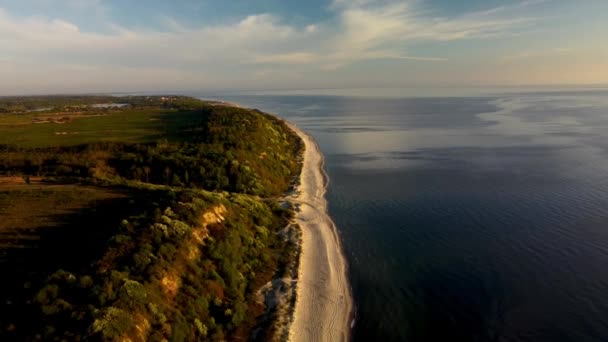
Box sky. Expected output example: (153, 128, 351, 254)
(0, 0, 607, 95)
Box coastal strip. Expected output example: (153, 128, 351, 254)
(286, 123, 353, 342)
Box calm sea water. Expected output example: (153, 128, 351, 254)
(200, 90, 608, 341)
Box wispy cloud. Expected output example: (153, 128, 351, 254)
(502, 47, 571, 61)
(0, 0, 557, 93)
(254, 0, 544, 68)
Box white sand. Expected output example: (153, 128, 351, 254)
(287, 123, 353, 342)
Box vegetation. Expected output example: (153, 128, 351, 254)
(0, 97, 301, 195)
(0, 95, 210, 114)
(0, 96, 303, 341)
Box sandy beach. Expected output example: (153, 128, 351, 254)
(287, 123, 353, 342)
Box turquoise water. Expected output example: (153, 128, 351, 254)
(198, 90, 608, 341)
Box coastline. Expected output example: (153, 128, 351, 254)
(286, 122, 353, 342)
(195, 99, 354, 340)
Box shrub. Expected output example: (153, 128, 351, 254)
(90, 307, 134, 339)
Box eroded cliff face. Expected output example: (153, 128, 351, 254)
(160, 205, 227, 300)
(118, 205, 228, 342)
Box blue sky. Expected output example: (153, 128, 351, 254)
(0, 0, 606, 94)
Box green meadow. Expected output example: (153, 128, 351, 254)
(0, 109, 207, 148)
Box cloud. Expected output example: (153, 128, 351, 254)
(502, 47, 571, 61)
(0, 10, 297, 67)
(291, 0, 542, 68)
(0, 0, 549, 93)
(332, 0, 540, 43)
(253, 52, 319, 64)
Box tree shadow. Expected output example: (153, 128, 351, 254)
(0, 189, 143, 336)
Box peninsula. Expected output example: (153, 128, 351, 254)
(0, 95, 302, 341)
(0, 94, 351, 341)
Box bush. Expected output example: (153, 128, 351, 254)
(90, 307, 134, 339)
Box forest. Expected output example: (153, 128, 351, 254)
(0, 95, 303, 341)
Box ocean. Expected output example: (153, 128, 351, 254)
(199, 89, 608, 341)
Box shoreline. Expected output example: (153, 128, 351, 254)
(286, 122, 353, 342)
(196, 98, 354, 340)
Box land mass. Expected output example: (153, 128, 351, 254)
(0, 95, 304, 341)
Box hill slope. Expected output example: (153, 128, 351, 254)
(0, 96, 303, 341)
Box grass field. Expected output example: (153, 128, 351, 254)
(0, 182, 134, 271)
(0, 182, 142, 332)
(0, 109, 205, 148)
(0, 183, 126, 240)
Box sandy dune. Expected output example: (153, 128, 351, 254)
(287, 123, 353, 342)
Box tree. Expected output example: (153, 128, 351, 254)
(172, 174, 182, 187)
(144, 166, 151, 183)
